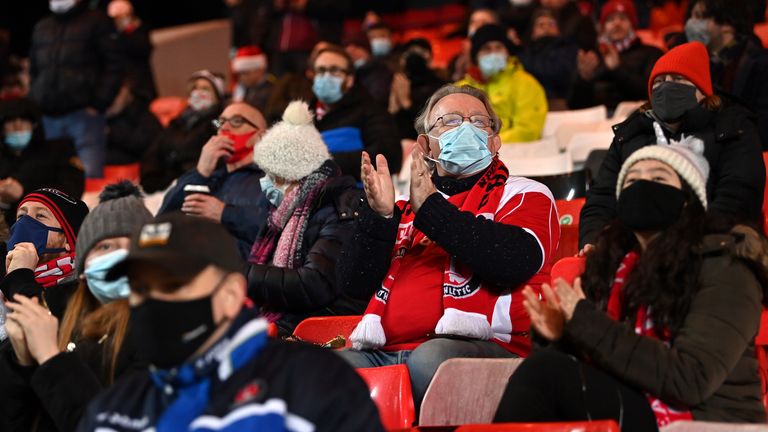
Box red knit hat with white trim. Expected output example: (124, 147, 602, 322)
(232, 46, 268, 73)
(648, 42, 713, 98)
(600, 0, 638, 27)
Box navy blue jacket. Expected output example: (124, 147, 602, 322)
(159, 165, 266, 258)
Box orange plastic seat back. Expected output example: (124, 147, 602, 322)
(292, 315, 361, 348)
(84, 163, 141, 193)
(455, 420, 619, 431)
(357, 365, 416, 431)
(556, 197, 585, 226)
(150, 96, 187, 127)
(755, 24, 768, 48)
(551, 257, 586, 286)
(553, 198, 585, 261)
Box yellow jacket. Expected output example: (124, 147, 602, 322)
(455, 58, 548, 143)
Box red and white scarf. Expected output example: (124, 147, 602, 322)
(351, 159, 537, 352)
(34, 254, 76, 288)
(607, 251, 694, 427)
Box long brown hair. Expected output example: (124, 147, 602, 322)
(58, 280, 130, 383)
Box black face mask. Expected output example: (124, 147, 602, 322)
(404, 52, 430, 80)
(650, 81, 700, 123)
(617, 180, 686, 233)
(129, 280, 226, 369)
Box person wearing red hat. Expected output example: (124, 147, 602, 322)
(579, 41, 765, 251)
(231, 46, 274, 113)
(569, 0, 663, 110)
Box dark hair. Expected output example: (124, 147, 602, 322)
(312, 46, 354, 73)
(687, 0, 753, 37)
(582, 182, 733, 336)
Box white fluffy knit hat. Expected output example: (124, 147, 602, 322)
(253, 100, 330, 181)
(616, 136, 710, 209)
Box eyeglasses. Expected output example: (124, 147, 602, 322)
(212, 115, 259, 130)
(313, 66, 350, 77)
(428, 113, 494, 132)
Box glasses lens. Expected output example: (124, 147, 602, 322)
(470, 115, 491, 128)
(228, 116, 244, 128)
(442, 114, 463, 127)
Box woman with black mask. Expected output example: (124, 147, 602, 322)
(495, 138, 768, 430)
(579, 41, 765, 250)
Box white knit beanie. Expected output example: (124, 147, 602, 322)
(253, 100, 330, 181)
(616, 136, 709, 209)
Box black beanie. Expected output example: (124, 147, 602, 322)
(470, 24, 515, 64)
(19, 188, 89, 250)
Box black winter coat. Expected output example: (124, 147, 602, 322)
(519, 36, 578, 101)
(106, 98, 162, 165)
(140, 106, 220, 193)
(117, 23, 157, 103)
(0, 128, 84, 226)
(568, 39, 663, 111)
(313, 85, 402, 180)
(579, 105, 766, 247)
(246, 175, 367, 335)
(29, 3, 124, 116)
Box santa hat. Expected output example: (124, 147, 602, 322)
(253, 101, 330, 181)
(232, 46, 268, 73)
(648, 42, 713, 98)
(600, 0, 638, 28)
(616, 136, 710, 209)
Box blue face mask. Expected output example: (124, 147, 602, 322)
(685, 18, 711, 46)
(478, 52, 508, 79)
(7, 215, 67, 256)
(370, 38, 392, 57)
(5, 130, 32, 151)
(84, 249, 131, 304)
(260, 176, 285, 207)
(313, 74, 344, 104)
(428, 122, 494, 176)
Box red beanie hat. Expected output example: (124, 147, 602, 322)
(647, 41, 713, 98)
(232, 46, 267, 73)
(600, 0, 638, 28)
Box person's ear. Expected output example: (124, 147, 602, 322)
(305, 69, 314, 81)
(217, 273, 246, 321)
(416, 134, 431, 154)
(344, 73, 355, 90)
(488, 133, 502, 154)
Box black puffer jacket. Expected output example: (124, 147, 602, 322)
(29, 3, 124, 116)
(140, 106, 220, 193)
(313, 85, 402, 180)
(579, 104, 765, 247)
(246, 175, 367, 335)
(106, 98, 162, 165)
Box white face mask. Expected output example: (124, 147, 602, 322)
(50, 0, 77, 13)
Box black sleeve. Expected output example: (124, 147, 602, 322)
(0, 269, 43, 302)
(567, 75, 597, 110)
(362, 105, 403, 174)
(336, 202, 400, 301)
(30, 352, 105, 432)
(246, 216, 353, 313)
(92, 15, 125, 112)
(0, 342, 38, 432)
(413, 193, 543, 291)
(579, 136, 624, 248)
(564, 256, 763, 407)
(140, 133, 174, 194)
(709, 122, 765, 225)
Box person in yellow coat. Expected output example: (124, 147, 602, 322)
(456, 24, 548, 143)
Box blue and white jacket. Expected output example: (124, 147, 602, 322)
(76, 310, 382, 432)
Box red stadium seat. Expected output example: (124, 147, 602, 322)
(455, 420, 619, 431)
(150, 96, 187, 127)
(553, 198, 586, 261)
(357, 365, 416, 431)
(84, 163, 141, 193)
(291, 315, 361, 348)
(755, 24, 768, 49)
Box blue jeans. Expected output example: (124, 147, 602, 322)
(337, 338, 517, 409)
(43, 109, 106, 178)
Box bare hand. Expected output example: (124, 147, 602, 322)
(197, 135, 234, 177)
(182, 194, 225, 222)
(577, 243, 594, 257)
(6, 243, 39, 273)
(7, 295, 60, 365)
(4, 299, 33, 366)
(601, 44, 620, 71)
(288, 0, 307, 11)
(0, 177, 23, 203)
(523, 284, 565, 341)
(409, 148, 437, 213)
(361, 151, 395, 218)
(552, 277, 586, 321)
(577, 50, 600, 81)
